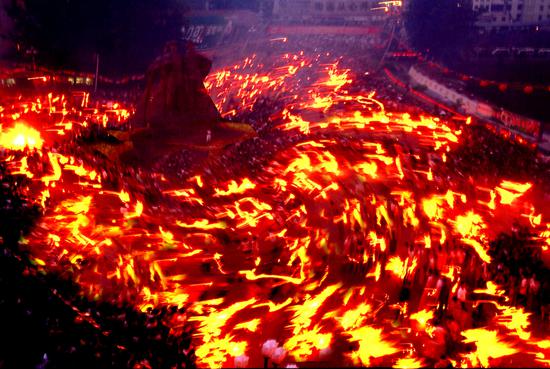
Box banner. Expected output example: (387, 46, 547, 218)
(475, 102, 494, 119)
(498, 109, 541, 139)
(181, 23, 233, 45)
(181, 15, 233, 48)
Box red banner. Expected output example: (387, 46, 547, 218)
(498, 109, 541, 139)
(267, 25, 382, 35)
(475, 102, 494, 118)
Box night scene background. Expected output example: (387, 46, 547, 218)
(0, 0, 550, 368)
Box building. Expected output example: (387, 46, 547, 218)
(182, 0, 398, 24)
(271, 0, 398, 23)
(472, 0, 550, 29)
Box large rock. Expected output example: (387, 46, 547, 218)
(122, 41, 255, 167)
(132, 41, 221, 135)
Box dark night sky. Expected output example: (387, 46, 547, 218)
(0, 0, 13, 56)
(0, 0, 262, 72)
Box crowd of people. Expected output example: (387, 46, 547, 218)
(0, 159, 195, 369)
(205, 52, 549, 365)
(1, 41, 549, 368)
(448, 124, 550, 188)
(489, 228, 550, 318)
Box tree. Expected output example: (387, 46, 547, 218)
(6, 0, 187, 75)
(0, 0, 13, 56)
(404, 0, 477, 62)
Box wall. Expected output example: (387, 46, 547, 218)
(409, 67, 478, 115)
(409, 66, 543, 142)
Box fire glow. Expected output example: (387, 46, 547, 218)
(1, 52, 549, 368)
(0, 123, 44, 151)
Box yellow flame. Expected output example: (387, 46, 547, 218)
(0, 123, 43, 150)
(461, 328, 518, 367)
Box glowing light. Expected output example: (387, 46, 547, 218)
(410, 309, 434, 328)
(2, 52, 547, 369)
(461, 329, 518, 367)
(0, 123, 44, 150)
(347, 326, 399, 366)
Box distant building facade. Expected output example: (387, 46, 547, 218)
(182, 0, 398, 24)
(272, 0, 397, 23)
(472, 0, 550, 29)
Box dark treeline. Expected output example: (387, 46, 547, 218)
(5, 0, 189, 75)
(404, 0, 477, 64)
